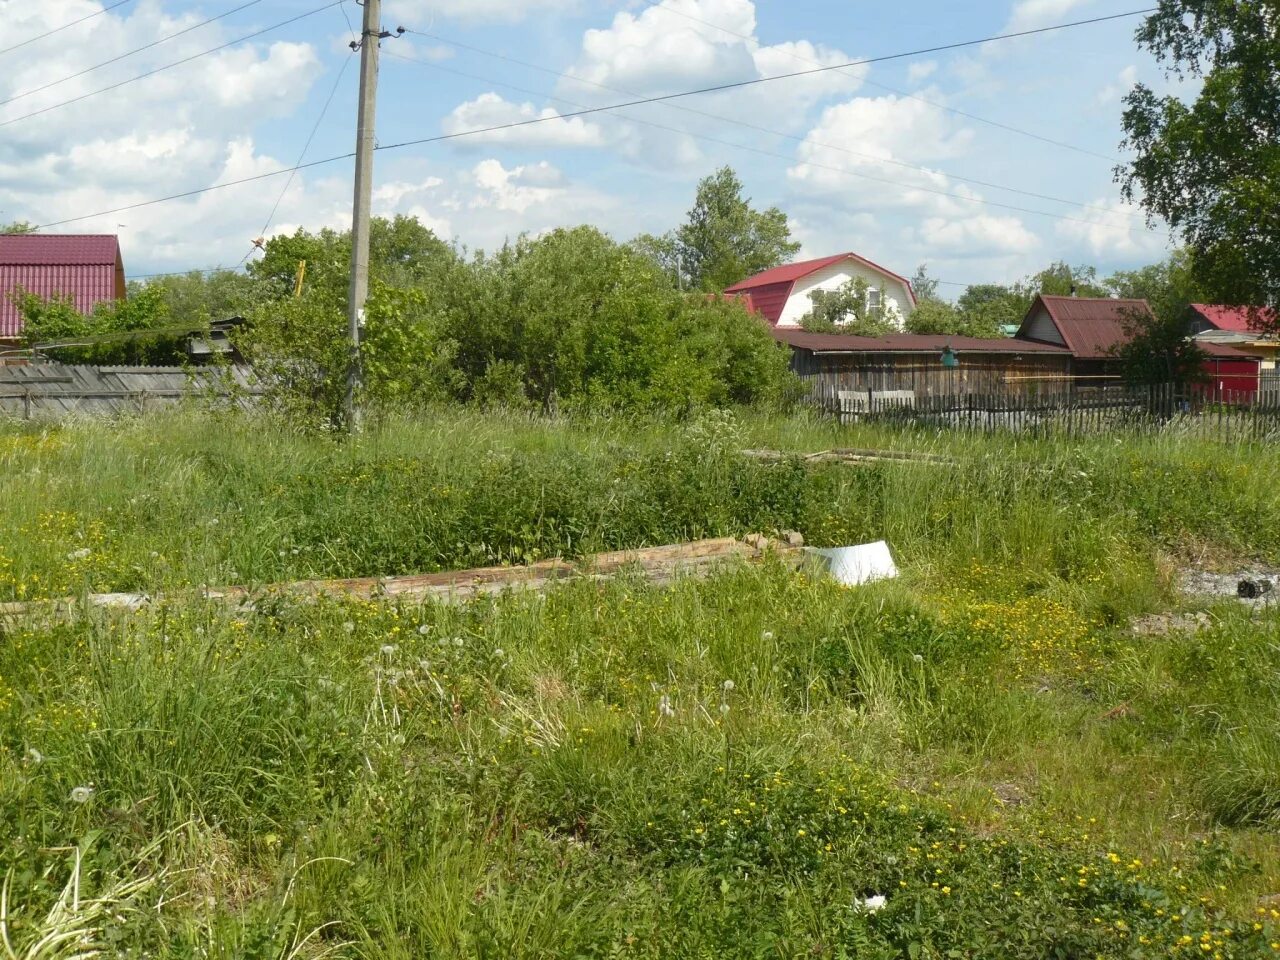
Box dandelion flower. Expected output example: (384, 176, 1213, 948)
(855, 894, 887, 913)
(719, 703, 730, 715)
(25, 747, 43, 765)
(493, 648, 505, 659)
(722, 679, 735, 692)
(417, 624, 430, 636)
(342, 622, 356, 633)
(761, 630, 774, 641)
(912, 654, 924, 664)
(658, 694, 675, 718)
(70, 785, 94, 804)
(66, 548, 91, 561)
(380, 644, 398, 657)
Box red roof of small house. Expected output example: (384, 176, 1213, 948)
(1197, 340, 1262, 360)
(1190, 303, 1277, 335)
(1017, 295, 1155, 359)
(773, 327, 1071, 355)
(0, 234, 126, 338)
(724, 252, 917, 323)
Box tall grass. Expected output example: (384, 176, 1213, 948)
(2, 410, 1280, 956)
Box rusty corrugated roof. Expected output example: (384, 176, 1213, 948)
(0, 235, 125, 338)
(773, 327, 1071, 354)
(1018, 295, 1155, 359)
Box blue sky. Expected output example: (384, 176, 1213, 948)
(0, 0, 1187, 292)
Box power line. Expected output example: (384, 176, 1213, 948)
(0, 1, 344, 130)
(635, 0, 1122, 163)
(402, 27, 1142, 223)
(382, 50, 1134, 229)
(0, 0, 265, 110)
(0, 0, 135, 58)
(240, 49, 356, 265)
(30, 8, 1156, 231)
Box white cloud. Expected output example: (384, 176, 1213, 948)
(1002, 0, 1093, 34)
(443, 93, 606, 148)
(1096, 65, 1138, 105)
(1054, 197, 1169, 258)
(384, 0, 580, 25)
(907, 61, 938, 84)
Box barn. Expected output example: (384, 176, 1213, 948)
(775, 328, 1073, 398)
(0, 234, 126, 342)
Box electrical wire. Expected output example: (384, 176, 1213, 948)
(635, 0, 1123, 163)
(0, 0, 136, 58)
(29, 7, 1155, 231)
(383, 48, 1135, 229)
(0, 1, 345, 129)
(239, 50, 356, 264)
(0, 0, 265, 109)
(401, 27, 1143, 223)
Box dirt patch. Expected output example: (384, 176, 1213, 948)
(1131, 611, 1214, 637)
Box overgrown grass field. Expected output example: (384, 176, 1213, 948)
(2, 410, 1280, 957)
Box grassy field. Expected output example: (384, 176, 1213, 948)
(2, 409, 1280, 958)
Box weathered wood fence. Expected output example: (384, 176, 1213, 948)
(814, 378, 1280, 442)
(0, 363, 259, 419)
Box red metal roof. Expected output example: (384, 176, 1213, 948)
(1198, 340, 1261, 360)
(773, 327, 1071, 355)
(0, 235, 125, 337)
(1190, 303, 1277, 335)
(1017, 295, 1155, 359)
(724, 252, 918, 324)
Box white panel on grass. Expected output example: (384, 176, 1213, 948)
(807, 541, 898, 586)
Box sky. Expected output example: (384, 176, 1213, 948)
(0, 0, 1190, 293)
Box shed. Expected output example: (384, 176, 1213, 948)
(1189, 304, 1279, 372)
(774, 328, 1073, 398)
(0, 234, 126, 340)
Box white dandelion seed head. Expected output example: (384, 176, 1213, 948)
(25, 747, 43, 764)
(761, 630, 775, 641)
(912, 654, 924, 664)
(342, 622, 355, 633)
(658, 694, 675, 718)
(492, 648, 504, 659)
(722, 680, 735, 692)
(67, 548, 91, 561)
(417, 624, 431, 636)
(452, 637, 465, 648)
(70, 785, 94, 804)
(719, 703, 730, 715)
(380, 644, 398, 657)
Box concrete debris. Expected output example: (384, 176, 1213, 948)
(1130, 611, 1213, 637)
(1180, 568, 1280, 608)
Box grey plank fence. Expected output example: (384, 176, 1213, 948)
(813, 375, 1280, 442)
(0, 363, 261, 420)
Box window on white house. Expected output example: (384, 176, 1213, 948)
(866, 287, 882, 311)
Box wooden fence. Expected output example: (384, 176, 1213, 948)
(0, 363, 259, 420)
(814, 380, 1280, 442)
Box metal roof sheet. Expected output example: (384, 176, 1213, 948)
(1018, 295, 1155, 359)
(1190, 303, 1277, 335)
(0, 235, 125, 338)
(773, 327, 1072, 355)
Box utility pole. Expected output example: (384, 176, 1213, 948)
(345, 0, 393, 433)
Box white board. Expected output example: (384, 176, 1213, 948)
(806, 541, 898, 586)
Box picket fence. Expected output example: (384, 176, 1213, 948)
(813, 377, 1280, 442)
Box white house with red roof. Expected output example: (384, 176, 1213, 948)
(724, 253, 916, 328)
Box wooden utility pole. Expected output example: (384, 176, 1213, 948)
(345, 0, 384, 433)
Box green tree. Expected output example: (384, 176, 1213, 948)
(129, 269, 262, 326)
(16, 285, 185, 364)
(800, 277, 896, 336)
(248, 215, 457, 304)
(1109, 303, 1208, 387)
(1117, 0, 1280, 333)
(1, 221, 35, 235)
(675, 167, 800, 291)
(1105, 248, 1205, 326)
(910, 264, 941, 302)
(955, 283, 1029, 334)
